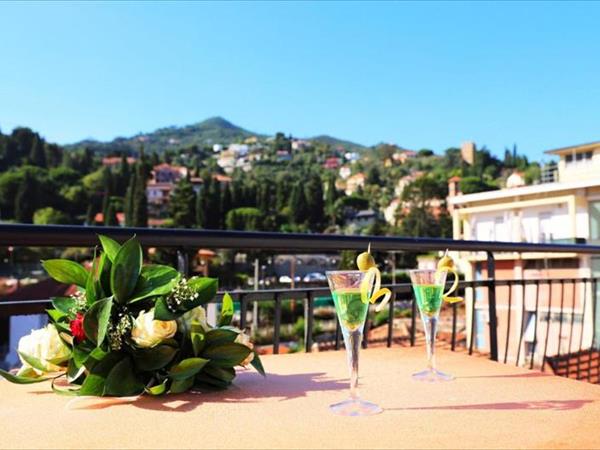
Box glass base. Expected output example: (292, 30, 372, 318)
(411, 368, 454, 383)
(329, 398, 383, 416)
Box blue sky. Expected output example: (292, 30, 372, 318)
(1, 1, 599, 162)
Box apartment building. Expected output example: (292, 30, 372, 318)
(448, 141, 600, 366)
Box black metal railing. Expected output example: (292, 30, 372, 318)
(1, 224, 600, 382)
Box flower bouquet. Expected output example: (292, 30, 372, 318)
(0, 235, 264, 396)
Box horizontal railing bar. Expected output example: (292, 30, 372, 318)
(2, 224, 600, 254)
(4, 278, 600, 312)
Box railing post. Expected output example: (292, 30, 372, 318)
(304, 292, 314, 352)
(487, 251, 499, 361)
(273, 294, 281, 355)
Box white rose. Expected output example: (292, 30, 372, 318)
(131, 309, 177, 348)
(235, 332, 255, 366)
(18, 324, 70, 376)
(177, 306, 210, 335)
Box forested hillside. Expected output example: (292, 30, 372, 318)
(0, 119, 544, 240)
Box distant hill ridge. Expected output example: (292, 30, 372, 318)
(68, 116, 367, 154)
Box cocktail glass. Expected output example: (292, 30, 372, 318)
(409, 269, 455, 382)
(326, 270, 383, 416)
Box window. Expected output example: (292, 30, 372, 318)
(524, 258, 579, 270)
(566, 151, 593, 166)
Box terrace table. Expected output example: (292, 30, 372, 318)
(2, 346, 600, 449)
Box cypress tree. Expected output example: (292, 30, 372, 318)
(15, 175, 36, 223)
(104, 201, 119, 226)
(325, 175, 338, 224)
(221, 183, 232, 218)
(275, 175, 288, 211)
(101, 191, 110, 222)
(29, 135, 46, 167)
(118, 154, 131, 196)
(85, 203, 95, 226)
(170, 175, 196, 228)
(257, 181, 270, 214)
(132, 162, 148, 227)
(195, 188, 205, 228)
(205, 178, 221, 229)
(289, 182, 308, 225)
(305, 173, 325, 230)
(124, 170, 137, 227)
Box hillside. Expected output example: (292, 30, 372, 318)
(308, 135, 367, 152)
(67, 117, 369, 154)
(68, 117, 263, 154)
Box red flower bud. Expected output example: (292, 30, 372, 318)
(70, 313, 85, 343)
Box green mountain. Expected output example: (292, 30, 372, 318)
(68, 117, 262, 154)
(308, 135, 367, 152)
(67, 117, 368, 154)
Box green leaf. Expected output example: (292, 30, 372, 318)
(83, 297, 113, 346)
(170, 376, 194, 394)
(51, 376, 80, 396)
(219, 293, 234, 327)
(133, 345, 177, 371)
(54, 321, 71, 334)
(250, 352, 266, 377)
(86, 248, 98, 304)
(0, 368, 54, 384)
(78, 352, 122, 396)
(201, 342, 251, 368)
(203, 365, 236, 383)
(98, 234, 121, 262)
(42, 259, 88, 288)
(128, 265, 179, 304)
(191, 332, 205, 357)
(194, 372, 231, 389)
(104, 357, 144, 396)
(110, 236, 142, 303)
(17, 351, 50, 373)
(204, 328, 238, 347)
(47, 308, 67, 323)
(52, 297, 76, 315)
(145, 379, 168, 396)
(169, 357, 209, 381)
(67, 359, 86, 383)
(187, 277, 218, 307)
(153, 296, 177, 320)
(97, 252, 111, 296)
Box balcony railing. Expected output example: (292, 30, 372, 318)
(1, 224, 600, 383)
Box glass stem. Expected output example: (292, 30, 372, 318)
(342, 328, 362, 400)
(424, 316, 438, 371)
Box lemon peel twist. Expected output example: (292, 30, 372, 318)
(436, 250, 463, 304)
(356, 244, 392, 312)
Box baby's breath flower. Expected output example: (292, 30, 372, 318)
(166, 277, 197, 312)
(107, 312, 132, 351)
(69, 290, 87, 315)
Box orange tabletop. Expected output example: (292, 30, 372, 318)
(2, 346, 600, 449)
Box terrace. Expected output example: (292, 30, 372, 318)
(1, 224, 600, 448)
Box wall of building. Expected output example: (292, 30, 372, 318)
(558, 150, 600, 182)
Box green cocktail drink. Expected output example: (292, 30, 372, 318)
(413, 284, 443, 317)
(332, 288, 369, 331)
(409, 268, 454, 382)
(326, 270, 382, 416)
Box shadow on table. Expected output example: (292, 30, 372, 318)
(389, 399, 594, 411)
(69, 371, 347, 412)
